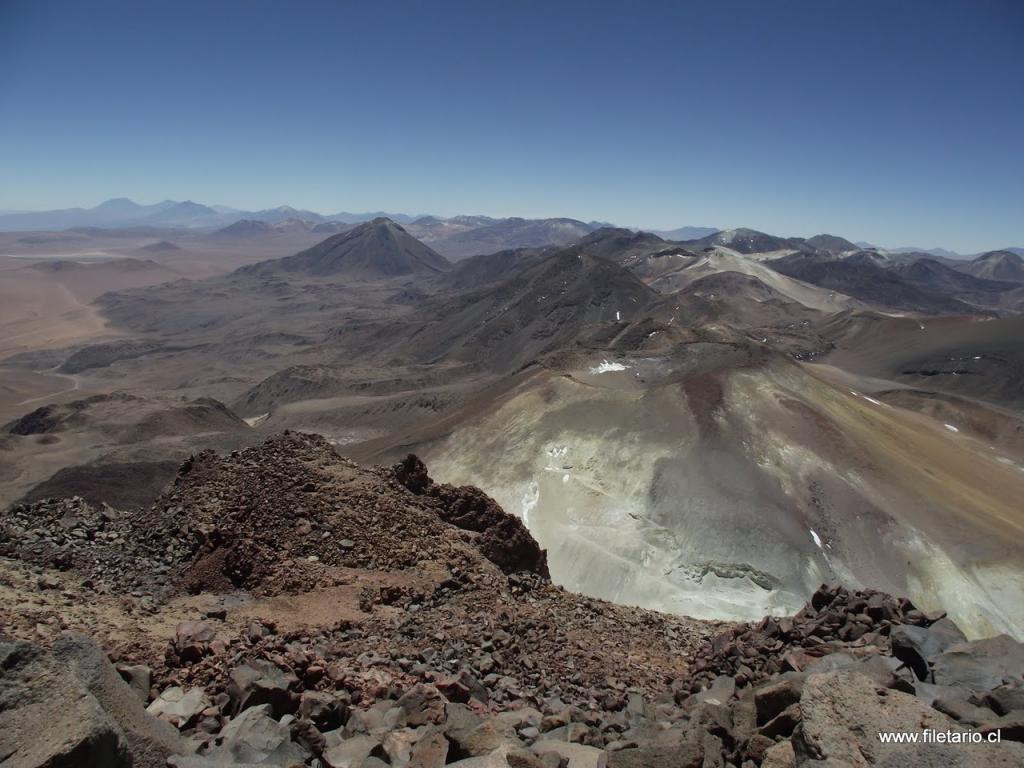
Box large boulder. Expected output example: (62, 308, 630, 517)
(530, 741, 607, 768)
(891, 619, 967, 681)
(147, 686, 211, 729)
(170, 704, 305, 767)
(0, 634, 185, 768)
(392, 455, 549, 577)
(796, 670, 1024, 766)
(932, 635, 1024, 693)
(227, 660, 299, 716)
(322, 733, 383, 768)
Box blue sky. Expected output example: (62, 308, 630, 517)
(0, 0, 1021, 251)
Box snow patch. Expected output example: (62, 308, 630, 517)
(520, 481, 539, 528)
(944, 424, 959, 433)
(590, 360, 629, 374)
(809, 529, 824, 549)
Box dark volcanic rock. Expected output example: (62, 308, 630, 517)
(891, 618, 966, 680)
(394, 454, 549, 578)
(932, 635, 1024, 693)
(0, 634, 184, 768)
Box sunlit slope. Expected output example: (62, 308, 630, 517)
(421, 349, 1024, 638)
(647, 246, 862, 312)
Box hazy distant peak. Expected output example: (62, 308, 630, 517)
(805, 233, 859, 253)
(94, 197, 142, 212)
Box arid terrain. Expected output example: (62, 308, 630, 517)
(2, 211, 1023, 767)
(4, 1, 1022, 764)
(4, 217, 1022, 631)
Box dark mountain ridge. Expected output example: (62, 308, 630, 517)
(803, 234, 859, 253)
(387, 244, 658, 370)
(955, 250, 1024, 283)
(682, 227, 810, 254)
(238, 218, 452, 278)
(768, 252, 977, 314)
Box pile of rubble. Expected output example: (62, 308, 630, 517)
(163, 433, 549, 594)
(0, 432, 548, 600)
(0, 495, 191, 598)
(5, 587, 1023, 767)
(684, 585, 936, 691)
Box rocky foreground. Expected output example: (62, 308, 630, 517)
(1, 432, 1023, 767)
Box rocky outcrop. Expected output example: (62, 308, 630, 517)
(683, 584, 938, 690)
(0, 434, 550, 600)
(0, 634, 184, 768)
(394, 455, 549, 577)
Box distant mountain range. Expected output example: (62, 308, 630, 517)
(650, 226, 720, 241)
(853, 243, 1024, 260)
(1, 198, 1017, 262)
(0, 198, 418, 232)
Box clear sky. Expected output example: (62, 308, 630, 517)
(1, 0, 1021, 251)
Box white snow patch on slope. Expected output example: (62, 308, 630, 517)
(945, 424, 960, 433)
(810, 529, 824, 549)
(520, 481, 539, 527)
(590, 360, 629, 374)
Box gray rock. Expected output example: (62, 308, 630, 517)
(227, 660, 299, 717)
(0, 633, 184, 768)
(760, 739, 794, 768)
(397, 684, 446, 726)
(299, 690, 347, 730)
(891, 619, 967, 680)
(408, 727, 449, 768)
(203, 704, 305, 766)
(699, 732, 724, 768)
(753, 673, 804, 725)
(147, 686, 211, 729)
(531, 740, 607, 768)
(804, 652, 913, 692)
(932, 695, 1000, 727)
(443, 703, 484, 746)
(458, 720, 521, 756)
(446, 747, 514, 768)
(933, 635, 1024, 693)
(493, 708, 543, 731)
(982, 684, 1024, 716)
(758, 703, 800, 739)
(323, 734, 383, 768)
(116, 663, 153, 703)
(382, 727, 423, 767)
(694, 676, 735, 707)
(797, 670, 1024, 766)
